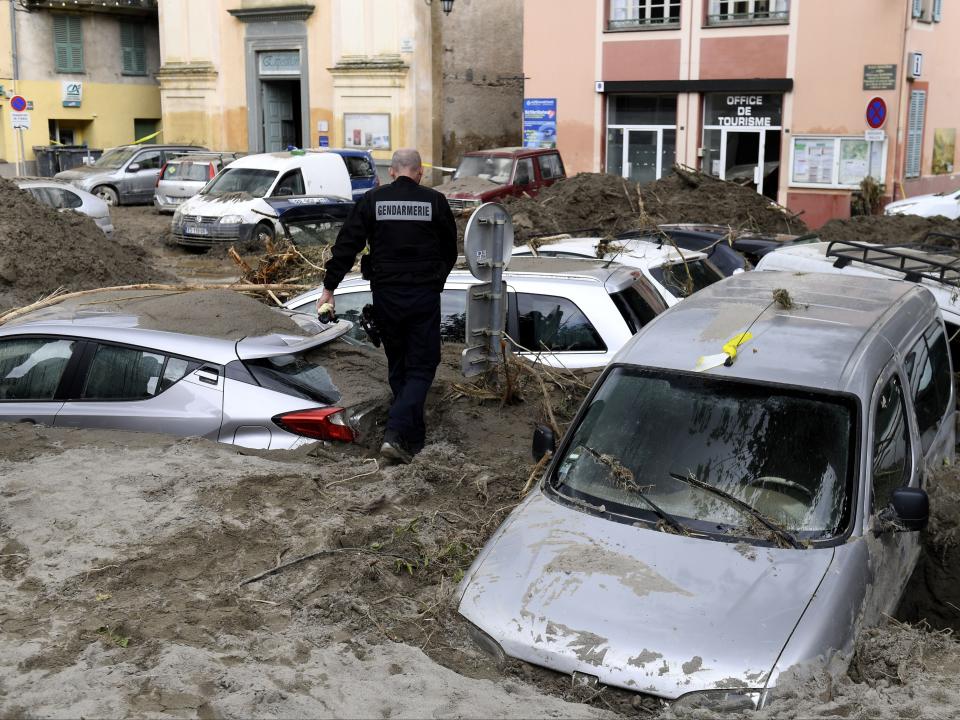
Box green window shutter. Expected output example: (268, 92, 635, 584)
(53, 15, 83, 73)
(121, 23, 146, 75)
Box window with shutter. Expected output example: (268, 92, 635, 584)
(912, 0, 924, 17)
(905, 90, 927, 179)
(120, 23, 147, 76)
(932, 0, 942, 21)
(53, 15, 83, 73)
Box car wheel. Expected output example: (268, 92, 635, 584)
(254, 221, 275, 246)
(93, 186, 119, 206)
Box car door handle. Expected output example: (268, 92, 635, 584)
(197, 366, 220, 385)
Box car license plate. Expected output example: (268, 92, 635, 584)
(184, 224, 209, 236)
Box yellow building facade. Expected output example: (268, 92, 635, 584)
(0, 0, 162, 175)
(157, 0, 444, 171)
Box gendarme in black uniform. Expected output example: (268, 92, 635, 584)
(323, 174, 457, 455)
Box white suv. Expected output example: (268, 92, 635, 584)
(284, 257, 669, 369)
(755, 239, 960, 357)
(512, 236, 724, 307)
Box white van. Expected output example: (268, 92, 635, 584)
(171, 150, 352, 249)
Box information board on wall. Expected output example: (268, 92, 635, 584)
(523, 98, 557, 148)
(863, 64, 897, 91)
(792, 139, 835, 184)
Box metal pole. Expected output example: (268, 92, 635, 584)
(17, 129, 25, 177)
(488, 214, 505, 360)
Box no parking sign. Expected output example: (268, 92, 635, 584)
(866, 97, 887, 129)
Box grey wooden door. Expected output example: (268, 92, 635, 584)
(262, 83, 294, 152)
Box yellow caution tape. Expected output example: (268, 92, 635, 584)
(133, 128, 163, 144)
(721, 332, 753, 360)
(695, 332, 754, 372)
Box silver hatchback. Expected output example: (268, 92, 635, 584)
(0, 313, 364, 449)
(154, 152, 241, 213)
(457, 272, 954, 710)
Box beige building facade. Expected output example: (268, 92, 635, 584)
(0, 0, 161, 175)
(157, 0, 464, 176)
(524, 0, 959, 227)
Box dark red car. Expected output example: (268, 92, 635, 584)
(435, 147, 566, 213)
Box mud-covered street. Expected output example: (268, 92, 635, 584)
(2, 185, 960, 718)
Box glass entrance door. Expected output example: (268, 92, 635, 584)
(723, 130, 763, 193)
(606, 127, 675, 183)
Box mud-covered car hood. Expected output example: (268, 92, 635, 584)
(434, 177, 506, 199)
(457, 490, 834, 700)
(55, 166, 108, 182)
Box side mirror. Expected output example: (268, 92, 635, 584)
(878, 487, 930, 533)
(126, 162, 141, 173)
(532, 424, 555, 462)
(275, 186, 294, 197)
(889, 487, 929, 532)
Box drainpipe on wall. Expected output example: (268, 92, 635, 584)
(9, 0, 18, 85)
(892, 0, 912, 201)
(9, 0, 23, 175)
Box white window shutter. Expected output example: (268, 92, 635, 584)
(912, 0, 923, 18)
(905, 90, 926, 178)
(932, 0, 942, 22)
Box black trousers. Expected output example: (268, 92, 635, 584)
(372, 285, 441, 451)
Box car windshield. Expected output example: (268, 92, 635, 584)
(162, 161, 211, 182)
(92, 146, 139, 169)
(202, 168, 277, 197)
(454, 156, 513, 184)
(551, 367, 856, 543)
(243, 348, 340, 404)
(649, 259, 722, 298)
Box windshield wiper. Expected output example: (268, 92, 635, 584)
(577, 446, 688, 535)
(668, 472, 803, 549)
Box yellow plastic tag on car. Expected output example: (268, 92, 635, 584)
(695, 332, 753, 372)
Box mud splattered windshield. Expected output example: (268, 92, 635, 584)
(202, 168, 278, 197)
(454, 157, 514, 185)
(92, 146, 139, 169)
(551, 367, 856, 542)
(649, 259, 723, 299)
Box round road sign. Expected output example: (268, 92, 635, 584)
(10, 95, 27, 112)
(866, 97, 887, 129)
(463, 202, 514, 282)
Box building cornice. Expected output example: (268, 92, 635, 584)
(156, 62, 219, 82)
(227, 4, 315, 23)
(330, 55, 409, 75)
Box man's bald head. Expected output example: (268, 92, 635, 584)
(389, 149, 424, 183)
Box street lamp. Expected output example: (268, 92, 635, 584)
(425, 0, 454, 15)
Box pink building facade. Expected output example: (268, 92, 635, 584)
(523, 0, 958, 227)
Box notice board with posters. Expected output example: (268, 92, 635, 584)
(523, 98, 557, 148)
(344, 114, 390, 150)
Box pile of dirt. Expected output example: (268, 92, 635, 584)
(488, 170, 807, 246)
(23, 288, 308, 339)
(896, 464, 960, 635)
(0, 178, 173, 312)
(817, 213, 960, 245)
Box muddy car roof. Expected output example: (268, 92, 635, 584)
(618, 271, 937, 394)
(1, 314, 350, 366)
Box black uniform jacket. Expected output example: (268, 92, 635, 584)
(323, 176, 458, 292)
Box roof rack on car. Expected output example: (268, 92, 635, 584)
(825, 239, 960, 287)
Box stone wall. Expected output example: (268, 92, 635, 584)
(438, 0, 523, 167)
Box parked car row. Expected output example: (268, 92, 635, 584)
(4, 161, 958, 713)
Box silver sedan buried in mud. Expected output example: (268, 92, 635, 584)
(0, 313, 367, 449)
(456, 271, 955, 712)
